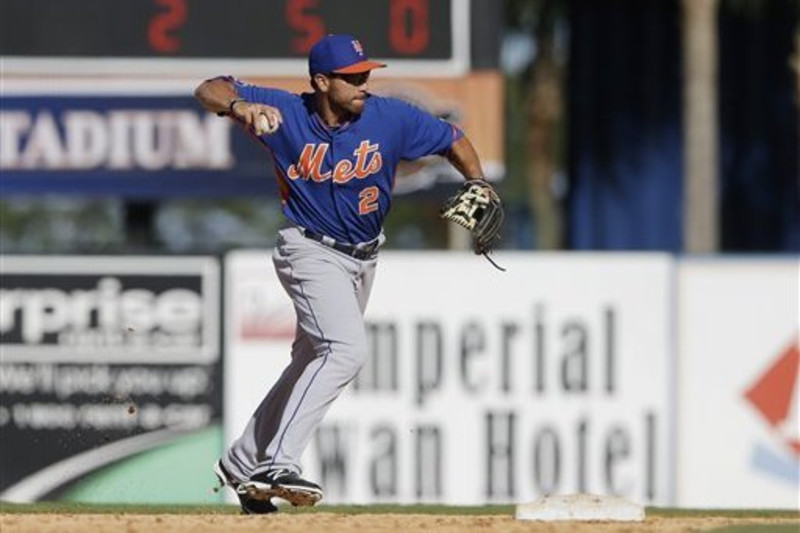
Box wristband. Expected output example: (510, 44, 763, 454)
(228, 98, 246, 114)
(217, 98, 245, 117)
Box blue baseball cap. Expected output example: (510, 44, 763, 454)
(309, 34, 386, 76)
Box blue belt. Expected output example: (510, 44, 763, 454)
(302, 229, 380, 260)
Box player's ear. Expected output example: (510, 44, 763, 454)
(313, 74, 331, 93)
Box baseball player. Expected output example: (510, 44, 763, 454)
(195, 34, 489, 514)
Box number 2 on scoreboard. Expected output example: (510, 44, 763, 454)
(358, 186, 380, 215)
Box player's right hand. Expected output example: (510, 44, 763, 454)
(232, 101, 283, 135)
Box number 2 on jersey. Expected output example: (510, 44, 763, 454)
(358, 186, 380, 215)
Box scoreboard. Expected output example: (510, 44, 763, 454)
(0, 0, 470, 76)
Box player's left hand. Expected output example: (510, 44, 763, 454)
(440, 179, 504, 256)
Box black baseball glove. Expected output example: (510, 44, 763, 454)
(440, 179, 505, 266)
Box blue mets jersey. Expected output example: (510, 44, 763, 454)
(232, 79, 463, 244)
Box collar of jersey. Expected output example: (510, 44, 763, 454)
(302, 93, 369, 136)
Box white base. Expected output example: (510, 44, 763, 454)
(515, 494, 645, 522)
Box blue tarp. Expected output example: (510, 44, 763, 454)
(567, 0, 799, 252)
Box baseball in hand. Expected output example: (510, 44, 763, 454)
(255, 113, 273, 135)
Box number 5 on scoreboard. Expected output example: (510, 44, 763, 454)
(358, 186, 380, 215)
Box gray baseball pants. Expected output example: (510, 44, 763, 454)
(223, 224, 379, 481)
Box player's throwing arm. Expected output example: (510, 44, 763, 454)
(194, 79, 283, 136)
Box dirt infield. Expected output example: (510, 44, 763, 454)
(2, 513, 799, 532)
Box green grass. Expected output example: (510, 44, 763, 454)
(649, 507, 800, 519)
(0, 501, 798, 519)
(706, 527, 800, 533)
(0, 502, 237, 515)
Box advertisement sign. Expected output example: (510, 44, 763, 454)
(0, 94, 276, 197)
(677, 259, 800, 509)
(225, 251, 674, 506)
(0, 256, 223, 503)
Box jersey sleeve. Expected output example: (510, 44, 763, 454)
(396, 99, 463, 160)
(228, 77, 295, 109)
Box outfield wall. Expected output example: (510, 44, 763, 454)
(0, 255, 224, 504)
(224, 252, 799, 509)
(676, 259, 799, 509)
(226, 251, 675, 506)
(1, 252, 797, 509)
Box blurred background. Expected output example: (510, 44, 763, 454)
(3, 0, 797, 254)
(1, 0, 798, 512)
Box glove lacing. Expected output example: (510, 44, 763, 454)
(482, 252, 506, 272)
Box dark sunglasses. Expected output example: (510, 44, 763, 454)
(327, 71, 371, 86)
